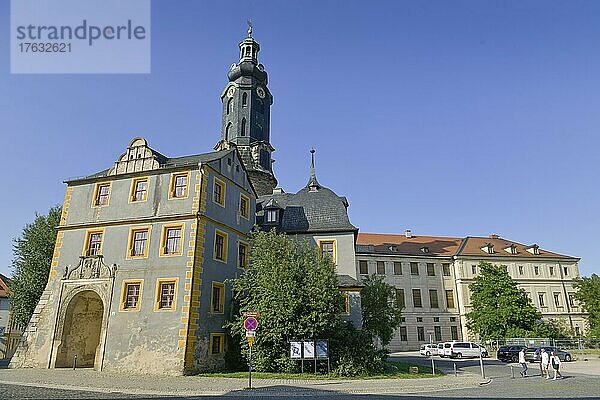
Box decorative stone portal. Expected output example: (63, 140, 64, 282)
(47, 256, 116, 370)
(55, 290, 104, 368)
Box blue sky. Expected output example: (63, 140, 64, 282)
(1, 1, 599, 277)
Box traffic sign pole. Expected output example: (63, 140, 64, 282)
(243, 313, 258, 389)
(428, 332, 435, 375)
(248, 344, 252, 389)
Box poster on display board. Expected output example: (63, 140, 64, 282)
(290, 341, 302, 359)
(303, 341, 315, 359)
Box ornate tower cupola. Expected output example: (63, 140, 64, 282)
(216, 22, 277, 196)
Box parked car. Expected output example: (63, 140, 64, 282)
(525, 346, 572, 362)
(420, 344, 438, 356)
(497, 345, 527, 362)
(448, 342, 489, 359)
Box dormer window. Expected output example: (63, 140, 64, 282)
(526, 244, 540, 255)
(420, 246, 429, 254)
(388, 245, 398, 252)
(481, 243, 494, 254)
(266, 209, 278, 223)
(504, 244, 518, 254)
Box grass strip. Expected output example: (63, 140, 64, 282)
(196, 361, 444, 380)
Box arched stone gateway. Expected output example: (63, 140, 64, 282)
(45, 255, 116, 370)
(55, 290, 104, 368)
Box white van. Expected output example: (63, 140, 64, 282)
(443, 342, 453, 357)
(437, 343, 445, 357)
(447, 342, 488, 359)
(419, 344, 438, 356)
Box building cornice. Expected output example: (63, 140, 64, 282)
(453, 255, 580, 263)
(57, 213, 198, 231)
(355, 252, 454, 260)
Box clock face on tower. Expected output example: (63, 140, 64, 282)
(227, 87, 235, 98)
(256, 86, 266, 99)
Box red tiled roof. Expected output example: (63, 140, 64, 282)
(357, 233, 463, 257)
(0, 273, 11, 298)
(457, 236, 577, 259)
(357, 233, 578, 260)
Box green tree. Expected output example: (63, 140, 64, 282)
(360, 274, 403, 347)
(226, 230, 387, 376)
(227, 230, 344, 372)
(573, 274, 600, 337)
(466, 261, 542, 339)
(9, 206, 61, 327)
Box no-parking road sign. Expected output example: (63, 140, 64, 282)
(244, 316, 258, 331)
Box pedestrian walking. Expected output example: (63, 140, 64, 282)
(550, 351, 562, 380)
(540, 348, 550, 379)
(518, 348, 528, 377)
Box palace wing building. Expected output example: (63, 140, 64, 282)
(356, 232, 587, 350)
(11, 140, 255, 374)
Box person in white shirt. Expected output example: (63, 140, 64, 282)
(540, 348, 550, 379)
(550, 351, 562, 380)
(518, 348, 528, 377)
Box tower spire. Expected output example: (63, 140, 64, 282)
(217, 25, 277, 196)
(308, 148, 321, 192)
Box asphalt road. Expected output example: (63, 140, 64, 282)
(389, 352, 515, 378)
(389, 352, 600, 399)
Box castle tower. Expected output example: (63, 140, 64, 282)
(216, 23, 277, 196)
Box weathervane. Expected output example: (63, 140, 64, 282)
(247, 19, 253, 37)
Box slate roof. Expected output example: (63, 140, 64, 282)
(356, 233, 462, 257)
(257, 149, 357, 234)
(257, 183, 357, 234)
(67, 149, 234, 183)
(337, 274, 363, 288)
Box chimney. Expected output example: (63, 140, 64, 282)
(405, 229, 412, 238)
(272, 187, 285, 194)
(489, 234, 499, 239)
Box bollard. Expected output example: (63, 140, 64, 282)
(479, 347, 486, 379)
(73, 355, 77, 370)
(454, 362, 457, 377)
(511, 365, 515, 379)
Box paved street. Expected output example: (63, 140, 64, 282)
(389, 351, 600, 399)
(0, 353, 599, 399)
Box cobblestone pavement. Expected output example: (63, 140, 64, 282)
(1, 360, 599, 399)
(2, 379, 600, 400)
(0, 368, 479, 399)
